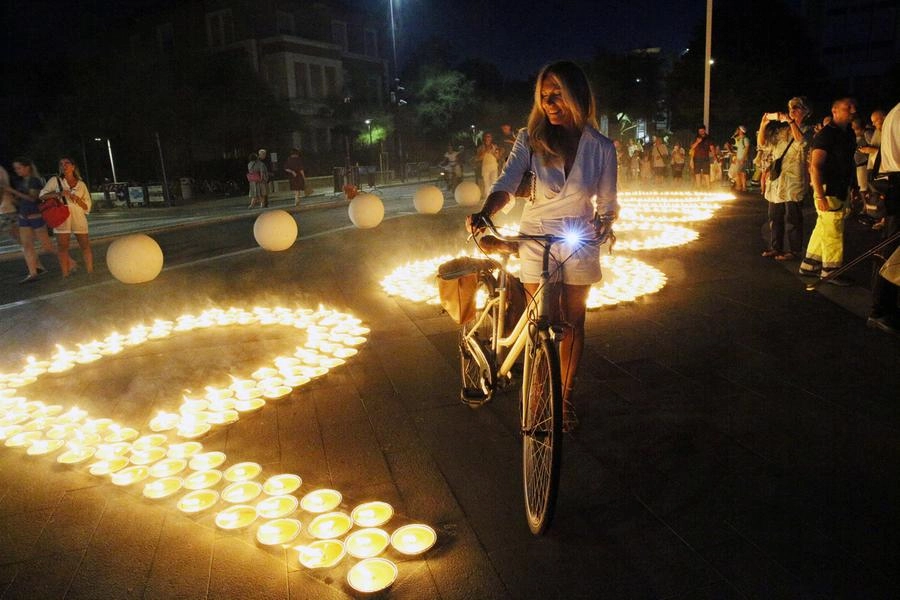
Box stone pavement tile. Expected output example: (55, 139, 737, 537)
(343, 350, 402, 404)
(373, 336, 459, 412)
(381, 442, 466, 528)
(0, 508, 53, 566)
(272, 396, 329, 483)
(1, 551, 83, 600)
(310, 383, 370, 428)
(65, 494, 167, 599)
(288, 569, 353, 600)
(666, 579, 744, 600)
(365, 399, 429, 455)
(0, 562, 16, 597)
(421, 521, 509, 600)
(223, 410, 281, 465)
(142, 513, 215, 600)
(319, 405, 392, 492)
(29, 485, 107, 558)
(0, 459, 66, 518)
(207, 536, 288, 600)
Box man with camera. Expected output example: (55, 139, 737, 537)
(690, 125, 713, 189)
(798, 97, 858, 285)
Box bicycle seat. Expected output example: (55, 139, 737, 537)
(479, 235, 519, 256)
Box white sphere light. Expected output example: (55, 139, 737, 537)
(454, 181, 481, 207)
(106, 234, 164, 284)
(413, 185, 444, 214)
(348, 193, 385, 229)
(253, 210, 298, 251)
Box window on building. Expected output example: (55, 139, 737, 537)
(364, 28, 378, 58)
(331, 20, 348, 51)
(277, 10, 295, 35)
(324, 66, 337, 97)
(365, 75, 382, 105)
(157, 23, 174, 54)
(310, 64, 325, 98)
(294, 63, 308, 98)
(206, 10, 234, 48)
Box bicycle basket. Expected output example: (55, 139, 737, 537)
(436, 257, 498, 324)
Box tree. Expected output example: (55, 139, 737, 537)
(413, 68, 476, 137)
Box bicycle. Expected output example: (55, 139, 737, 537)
(454, 213, 615, 534)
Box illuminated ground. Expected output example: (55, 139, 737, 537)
(0, 190, 897, 598)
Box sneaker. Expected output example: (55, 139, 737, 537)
(19, 274, 39, 284)
(822, 275, 852, 287)
(798, 268, 819, 277)
(867, 315, 898, 335)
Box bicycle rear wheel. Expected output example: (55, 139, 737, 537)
(459, 275, 495, 405)
(521, 335, 562, 534)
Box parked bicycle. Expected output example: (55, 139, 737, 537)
(440, 213, 615, 534)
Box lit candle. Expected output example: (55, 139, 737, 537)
(307, 512, 352, 539)
(177, 489, 219, 513)
(351, 501, 394, 528)
(390, 524, 437, 555)
(149, 411, 180, 432)
(345, 528, 390, 559)
(5, 431, 42, 448)
(262, 474, 302, 496)
(111, 466, 150, 486)
(148, 458, 188, 478)
(261, 386, 291, 400)
(300, 489, 342, 513)
(215, 505, 258, 530)
(188, 451, 226, 471)
(255, 494, 299, 519)
(142, 477, 183, 499)
(88, 457, 129, 475)
(57, 444, 97, 464)
(255, 518, 302, 546)
(167, 441, 204, 458)
(206, 410, 239, 425)
(221, 481, 263, 504)
(26, 438, 65, 456)
(182, 469, 223, 490)
(129, 447, 167, 465)
(223, 462, 261, 482)
(131, 434, 168, 451)
(251, 367, 279, 380)
(233, 398, 266, 412)
(295, 540, 346, 569)
(179, 398, 209, 414)
(176, 414, 210, 439)
(346, 558, 398, 594)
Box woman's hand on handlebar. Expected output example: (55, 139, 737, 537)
(466, 211, 491, 235)
(591, 210, 617, 242)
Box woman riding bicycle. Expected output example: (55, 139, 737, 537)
(467, 60, 618, 430)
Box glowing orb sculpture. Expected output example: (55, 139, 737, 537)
(413, 185, 444, 214)
(106, 234, 164, 284)
(348, 193, 384, 229)
(253, 210, 298, 251)
(454, 181, 481, 207)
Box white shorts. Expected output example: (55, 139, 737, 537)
(517, 218, 602, 285)
(54, 209, 89, 235)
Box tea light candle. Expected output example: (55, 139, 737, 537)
(345, 528, 390, 559)
(189, 451, 226, 471)
(26, 438, 65, 456)
(351, 501, 394, 528)
(262, 474, 302, 496)
(142, 477, 183, 499)
(332, 348, 358, 359)
(103, 425, 139, 443)
(223, 462, 261, 482)
(0, 425, 23, 441)
(81, 418, 113, 434)
(255, 494, 299, 519)
(176, 418, 210, 439)
(89, 457, 130, 475)
(204, 387, 233, 403)
(68, 430, 101, 446)
(215, 505, 258, 530)
(129, 447, 167, 465)
(307, 512, 352, 539)
(255, 518, 302, 546)
(300, 489, 342, 513)
(179, 398, 209, 414)
(206, 396, 235, 412)
(5, 431, 42, 448)
(95, 442, 132, 460)
(206, 410, 239, 425)
(183, 469, 223, 490)
(148, 458, 187, 478)
(177, 489, 219, 513)
(130, 434, 168, 451)
(167, 441, 203, 458)
(229, 379, 257, 393)
(111, 466, 150, 486)
(261, 386, 291, 400)
(281, 375, 310, 388)
(390, 524, 437, 555)
(296, 540, 346, 569)
(150, 411, 180, 432)
(346, 558, 398, 594)
(221, 481, 263, 504)
(233, 398, 265, 412)
(57, 444, 97, 464)
(251, 367, 279, 380)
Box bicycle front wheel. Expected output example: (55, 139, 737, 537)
(521, 335, 563, 535)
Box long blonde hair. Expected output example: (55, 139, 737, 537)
(526, 61, 598, 160)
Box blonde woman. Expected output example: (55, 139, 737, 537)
(467, 60, 618, 430)
(10, 157, 56, 283)
(40, 157, 92, 277)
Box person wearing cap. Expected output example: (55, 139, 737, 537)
(758, 97, 812, 261)
(731, 125, 750, 192)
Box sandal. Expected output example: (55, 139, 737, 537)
(775, 252, 796, 261)
(761, 249, 780, 257)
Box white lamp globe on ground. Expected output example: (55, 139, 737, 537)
(454, 181, 481, 207)
(413, 185, 444, 214)
(348, 193, 384, 229)
(106, 234, 164, 284)
(253, 210, 298, 251)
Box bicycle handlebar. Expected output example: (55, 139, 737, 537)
(469, 212, 617, 248)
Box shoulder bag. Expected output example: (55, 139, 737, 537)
(39, 177, 71, 228)
(768, 138, 794, 181)
(513, 146, 535, 201)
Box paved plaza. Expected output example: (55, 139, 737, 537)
(0, 188, 897, 599)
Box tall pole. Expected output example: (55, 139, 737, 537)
(106, 138, 118, 184)
(155, 131, 172, 206)
(703, 0, 713, 129)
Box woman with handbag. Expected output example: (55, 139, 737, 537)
(757, 97, 811, 261)
(466, 60, 618, 431)
(40, 157, 92, 277)
(247, 152, 268, 208)
(10, 157, 56, 283)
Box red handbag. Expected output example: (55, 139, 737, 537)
(40, 177, 71, 228)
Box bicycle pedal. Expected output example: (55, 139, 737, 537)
(461, 388, 491, 407)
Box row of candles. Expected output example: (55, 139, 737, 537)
(380, 191, 734, 310)
(0, 305, 435, 594)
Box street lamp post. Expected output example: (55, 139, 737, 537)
(365, 119, 373, 146)
(95, 137, 118, 183)
(703, 0, 713, 129)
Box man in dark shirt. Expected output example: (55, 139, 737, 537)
(799, 97, 858, 284)
(691, 125, 712, 189)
